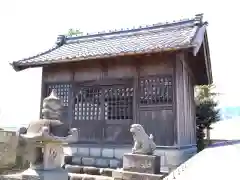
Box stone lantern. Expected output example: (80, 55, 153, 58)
(6, 90, 78, 180)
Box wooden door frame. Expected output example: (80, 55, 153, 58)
(72, 78, 134, 144)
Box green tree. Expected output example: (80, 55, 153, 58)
(66, 28, 83, 36)
(195, 85, 220, 151)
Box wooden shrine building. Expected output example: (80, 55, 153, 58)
(11, 14, 212, 172)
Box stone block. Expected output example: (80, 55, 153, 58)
(71, 147, 78, 154)
(114, 148, 130, 159)
(100, 168, 114, 177)
(102, 148, 114, 158)
(95, 158, 109, 167)
(0, 133, 18, 169)
(65, 164, 83, 174)
(72, 156, 82, 165)
(109, 159, 121, 168)
(82, 157, 95, 166)
(63, 146, 77, 155)
(164, 146, 197, 167)
(90, 147, 101, 157)
(77, 147, 90, 156)
(112, 170, 163, 180)
(123, 153, 160, 174)
(83, 166, 101, 175)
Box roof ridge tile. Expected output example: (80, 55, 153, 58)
(62, 15, 200, 44)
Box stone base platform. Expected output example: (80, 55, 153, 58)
(64, 144, 197, 172)
(123, 153, 160, 174)
(112, 169, 164, 180)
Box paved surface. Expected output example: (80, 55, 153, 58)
(165, 141, 240, 180)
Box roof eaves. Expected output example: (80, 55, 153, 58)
(11, 44, 195, 71)
(10, 62, 27, 72)
(190, 21, 208, 56)
(11, 13, 205, 72)
(11, 45, 62, 72)
(203, 31, 213, 84)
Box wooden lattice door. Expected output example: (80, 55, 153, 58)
(72, 86, 103, 143)
(72, 82, 134, 144)
(102, 85, 133, 144)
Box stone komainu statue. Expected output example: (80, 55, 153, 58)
(130, 124, 156, 155)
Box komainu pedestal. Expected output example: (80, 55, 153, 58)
(122, 124, 160, 174)
(123, 153, 160, 174)
(112, 124, 162, 180)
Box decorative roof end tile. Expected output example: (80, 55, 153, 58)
(195, 13, 204, 25)
(56, 35, 66, 46)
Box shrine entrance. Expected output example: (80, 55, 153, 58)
(71, 81, 134, 144)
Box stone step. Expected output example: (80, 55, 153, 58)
(65, 155, 122, 168)
(65, 165, 167, 180)
(112, 170, 164, 180)
(64, 164, 114, 177)
(69, 173, 114, 180)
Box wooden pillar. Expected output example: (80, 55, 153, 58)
(133, 58, 140, 124)
(175, 52, 197, 146)
(68, 70, 75, 129)
(39, 68, 46, 118)
(175, 53, 184, 146)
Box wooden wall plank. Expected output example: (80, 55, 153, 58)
(42, 53, 174, 83)
(139, 108, 174, 146)
(43, 70, 72, 82)
(41, 53, 177, 145)
(175, 52, 196, 146)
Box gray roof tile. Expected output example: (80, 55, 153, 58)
(12, 14, 206, 71)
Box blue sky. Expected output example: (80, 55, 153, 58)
(0, 0, 239, 127)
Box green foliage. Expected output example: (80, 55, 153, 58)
(66, 28, 83, 37)
(195, 85, 220, 152)
(196, 100, 220, 128)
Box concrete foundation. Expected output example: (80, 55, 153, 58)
(64, 144, 197, 173)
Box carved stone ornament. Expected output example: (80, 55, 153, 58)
(42, 89, 62, 120)
(130, 124, 156, 155)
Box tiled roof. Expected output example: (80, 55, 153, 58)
(12, 14, 207, 71)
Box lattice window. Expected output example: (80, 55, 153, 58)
(46, 84, 71, 107)
(140, 76, 172, 105)
(74, 88, 101, 121)
(104, 87, 133, 120)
